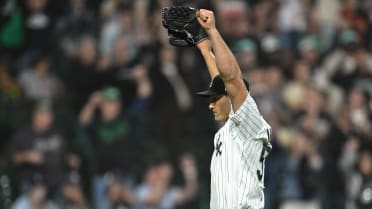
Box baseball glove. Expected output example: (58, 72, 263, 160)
(161, 6, 208, 47)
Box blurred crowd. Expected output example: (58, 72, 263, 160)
(0, 0, 371, 209)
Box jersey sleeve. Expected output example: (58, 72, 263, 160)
(230, 93, 270, 141)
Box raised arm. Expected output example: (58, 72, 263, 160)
(174, 153, 198, 205)
(196, 40, 219, 78)
(197, 9, 247, 112)
(79, 92, 101, 126)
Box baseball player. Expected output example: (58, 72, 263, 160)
(195, 9, 272, 209)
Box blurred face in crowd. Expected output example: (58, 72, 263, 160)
(27, 0, 47, 12)
(291, 132, 309, 157)
(209, 95, 231, 122)
(359, 151, 372, 176)
(32, 109, 54, 133)
(348, 88, 366, 109)
(79, 37, 97, 65)
(355, 48, 369, 71)
(217, 2, 247, 38)
(304, 87, 324, 113)
(33, 59, 48, 74)
(158, 162, 173, 185)
(265, 66, 283, 89)
(100, 100, 122, 122)
(301, 49, 318, 65)
(236, 50, 256, 71)
(29, 185, 47, 205)
(246, 68, 264, 94)
(145, 166, 158, 186)
(70, 0, 84, 10)
(293, 61, 310, 83)
(112, 37, 135, 66)
(145, 162, 173, 187)
(62, 183, 84, 203)
(107, 181, 122, 202)
(119, 11, 133, 32)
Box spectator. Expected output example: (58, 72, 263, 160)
(9, 100, 78, 196)
(147, 45, 192, 146)
(346, 87, 372, 137)
(0, 0, 24, 50)
(121, 153, 198, 209)
(259, 34, 281, 67)
(340, 138, 372, 209)
(259, 66, 288, 130)
(297, 35, 323, 68)
(364, 0, 372, 51)
(11, 173, 59, 209)
(22, 0, 53, 51)
(79, 86, 135, 209)
(78, 71, 151, 209)
(18, 54, 63, 101)
(278, 0, 307, 51)
(340, 0, 368, 45)
(231, 38, 258, 74)
(278, 131, 322, 209)
(250, 1, 278, 38)
(315, 0, 340, 51)
(214, 1, 249, 39)
(59, 171, 90, 209)
(353, 150, 372, 209)
(0, 59, 22, 146)
(296, 86, 332, 141)
(99, 6, 139, 66)
(100, 0, 133, 21)
(282, 61, 312, 113)
(63, 36, 108, 112)
(54, 0, 96, 58)
(322, 30, 367, 88)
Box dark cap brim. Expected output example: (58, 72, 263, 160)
(196, 90, 223, 97)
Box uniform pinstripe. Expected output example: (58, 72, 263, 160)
(210, 93, 271, 209)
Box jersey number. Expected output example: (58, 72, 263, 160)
(256, 146, 266, 181)
(257, 130, 271, 182)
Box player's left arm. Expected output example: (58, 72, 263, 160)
(197, 9, 247, 112)
(196, 39, 219, 78)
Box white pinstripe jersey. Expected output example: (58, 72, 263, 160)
(210, 93, 271, 209)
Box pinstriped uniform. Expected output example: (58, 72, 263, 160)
(210, 93, 271, 209)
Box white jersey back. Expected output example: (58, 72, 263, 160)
(210, 93, 271, 209)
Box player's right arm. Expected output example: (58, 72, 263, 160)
(197, 9, 247, 112)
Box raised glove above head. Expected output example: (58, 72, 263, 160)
(161, 6, 208, 47)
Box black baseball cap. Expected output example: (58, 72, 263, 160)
(197, 75, 249, 97)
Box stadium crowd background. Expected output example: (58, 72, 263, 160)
(0, 0, 371, 209)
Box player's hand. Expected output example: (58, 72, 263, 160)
(196, 9, 216, 32)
